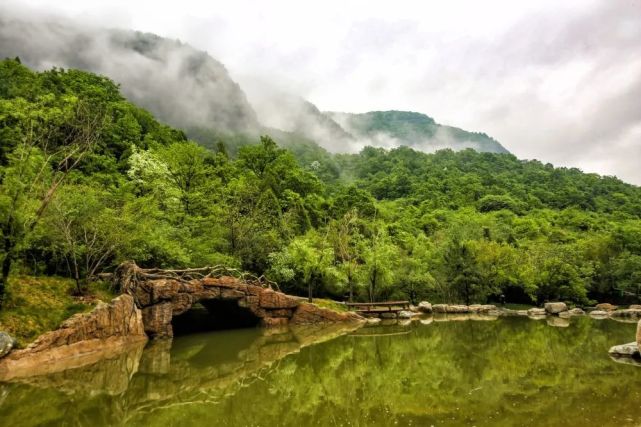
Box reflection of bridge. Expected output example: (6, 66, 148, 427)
(349, 323, 413, 337)
(0, 323, 362, 425)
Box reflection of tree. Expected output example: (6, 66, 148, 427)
(1, 319, 641, 426)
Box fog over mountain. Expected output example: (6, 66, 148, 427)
(0, 7, 511, 156)
(0, 11, 259, 133)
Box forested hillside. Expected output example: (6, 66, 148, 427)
(1, 59, 641, 310)
(329, 110, 508, 153)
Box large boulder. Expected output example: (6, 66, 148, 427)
(596, 303, 618, 311)
(417, 301, 432, 313)
(609, 342, 640, 357)
(544, 302, 568, 314)
(0, 332, 16, 359)
(589, 310, 609, 318)
(398, 310, 413, 319)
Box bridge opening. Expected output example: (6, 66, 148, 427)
(171, 300, 261, 336)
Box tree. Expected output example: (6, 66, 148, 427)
(360, 224, 396, 302)
(329, 209, 362, 301)
(442, 239, 483, 304)
(268, 231, 337, 302)
(0, 96, 105, 305)
(44, 185, 127, 293)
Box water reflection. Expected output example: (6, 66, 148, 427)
(0, 317, 640, 427)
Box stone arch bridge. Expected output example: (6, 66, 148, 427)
(114, 262, 363, 338)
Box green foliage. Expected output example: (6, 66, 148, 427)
(2, 59, 641, 313)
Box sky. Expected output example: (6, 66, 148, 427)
(6, 0, 641, 184)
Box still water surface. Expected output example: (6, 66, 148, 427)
(1, 316, 640, 427)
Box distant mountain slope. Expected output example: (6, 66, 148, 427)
(328, 110, 509, 154)
(0, 16, 259, 133)
(0, 11, 508, 155)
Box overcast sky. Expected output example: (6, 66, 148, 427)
(8, 0, 641, 184)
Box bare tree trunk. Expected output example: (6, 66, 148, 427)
(0, 254, 12, 307)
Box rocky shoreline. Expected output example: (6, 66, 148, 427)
(2, 292, 641, 379)
(0, 263, 365, 378)
(359, 300, 641, 322)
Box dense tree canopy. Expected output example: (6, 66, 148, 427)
(2, 58, 641, 307)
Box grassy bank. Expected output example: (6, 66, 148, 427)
(0, 276, 114, 347)
(312, 298, 348, 312)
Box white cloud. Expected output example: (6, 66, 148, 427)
(6, 0, 641, 183)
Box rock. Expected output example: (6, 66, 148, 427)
(28, 295, 146, 353)
(568, 308, 585, 316)
(0, 295, 148, 380)
(366, 317, 382, 325)
(0, 332, 16, 359)
(380, 312, 397, 319)
(558, 311, 571, 318)
(610, 309, 641, 319)
(419, 318, 433, 325)
(469, 304, 497, 313)
(630, 305, 641, 310)
(398, 310, 413, 319)
(398, 319, 412, 326)
(595, 303, 618, 311)
(547, 317, 570, 327)
(417, 301, 432, 313)
(142, 302, 174, 338)
(446, 305, 470, 313)
(290, 303, 364, 325)
(637, 320, 641, 351)
(528, 314, 546, 320)
(608, 342, 640, 357)
(589, 310, 609, 318)
(528, 308, 546, 316)
(258, 289, 300, 310)
(610, 355, 641, 367)
(432, 304, 448, 313)
(544, 302, 568, 314)
(500, 309, 517, 316)
(516, 310, 529, 316)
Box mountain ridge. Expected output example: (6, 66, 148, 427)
(0, 12, 509, 155)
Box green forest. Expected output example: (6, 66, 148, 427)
(2, 58, 641, 311)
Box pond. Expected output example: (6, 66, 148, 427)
(0, 316, 640, 426)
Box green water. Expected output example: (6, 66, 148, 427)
(1, 316, 640, 427)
